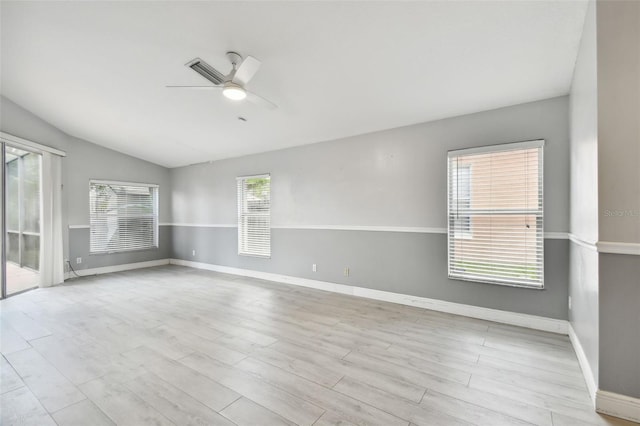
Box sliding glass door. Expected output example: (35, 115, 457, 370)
(1, 143, 41, 298)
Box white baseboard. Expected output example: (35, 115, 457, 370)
(596, 390, 640, 423)
(64, 259, 170, 279)
(568, 323, 597, 405)
(169, 259, 568, 334)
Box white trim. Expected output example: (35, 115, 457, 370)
(170, 223, 237, 228)
(169, 259, 568, 334)
(90, 179, 158, 188)
(271, 225, 448, 233)
(236, 173, 270, 180)
(448, 139, 544, 157)
(597, 241, 640, 256)
(568, 323, 597, 405)
(166, 223, 568, 238)
(0, 131, 66, 157)
(596, 390, 640, 423)
(569, 233, 598, 251)
(64, 259, 169, 280)
(569, 234, 640, 255)
(70, 223, 173, 229)
(544, 232, 569, 239)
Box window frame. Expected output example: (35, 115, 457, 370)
(89, 179, 159, 254)
(452, 164, 472, 240)
(236, 173, 271, 258)
(447, 140, 544, 289)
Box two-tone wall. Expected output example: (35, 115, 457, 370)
(0, 96, 172, 272)
(596, 0, 640, 402)
(569, 0, 640, 418)
(170, 96, 571, 320)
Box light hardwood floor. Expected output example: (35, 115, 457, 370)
(0, 265, 634, 426)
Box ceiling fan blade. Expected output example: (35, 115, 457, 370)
(165, 85, 222, 89)
(246, 90, 277, 110)
(232, 56, 261, 85)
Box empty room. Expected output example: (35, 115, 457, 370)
(0, 1, 639, 425)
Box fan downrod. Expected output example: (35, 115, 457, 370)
(226, 51, 243, 68)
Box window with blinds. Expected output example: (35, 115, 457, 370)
(448, 140, 544, 288)
(237, 174, 271, 257)
(89, 181, 159, 254)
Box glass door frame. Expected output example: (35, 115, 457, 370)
(0, 132, 66, 299)
(6, 146, 41, 272)
(1, 141, 43, 299)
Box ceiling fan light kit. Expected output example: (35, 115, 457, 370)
(222, 83, 247, 101)
(168, 51, 277, 109)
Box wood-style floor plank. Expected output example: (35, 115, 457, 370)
(0, 386, 56, 426)
(220, 396, 296, 426)
(0, 265, 628, 426)
(179, 351, 326, 425)
(122, 345, 241, 411)
(123, 371, 236, 426)
(0, 354, 24, 394)
(5, 348, 86, 412)
(332, 376, 470, 426)
(79, 377, 174, 426)
(51, 399, 115, 426)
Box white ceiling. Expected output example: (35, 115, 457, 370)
(1, 1, 587, 168)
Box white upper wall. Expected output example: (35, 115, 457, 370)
(171, 96, 570, 232)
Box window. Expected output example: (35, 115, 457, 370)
(89, 180, 158, 253)
(237, 174, 271, 257)
(448, 140, 544, 288)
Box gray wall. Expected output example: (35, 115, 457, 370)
(597, 0, 640, 245)
(173, 227, 569, 319)
(596, 0, 640, 399)
(569, 0, 599, 390)
(171, 96, 571, 319)
(598, 254, 640, 398)
(172, 96, 570, 232)
(69, 226, 171, 270)
(0, 95, 172, 274)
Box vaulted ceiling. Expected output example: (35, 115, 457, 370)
(1, 1, 588, 168)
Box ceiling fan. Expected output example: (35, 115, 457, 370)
(167, 51, 277, 110)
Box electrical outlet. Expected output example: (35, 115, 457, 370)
(344, 267, 349, 277)
(312, 264, 317, 272)
(568, 296, 572, 310)
(192, 250, 196, 256)
(76, 257, 82, 264)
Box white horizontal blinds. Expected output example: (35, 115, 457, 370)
(89, 181, 159, 254)
(448, 141, 544, 288)
(237, 174, 271, 257)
